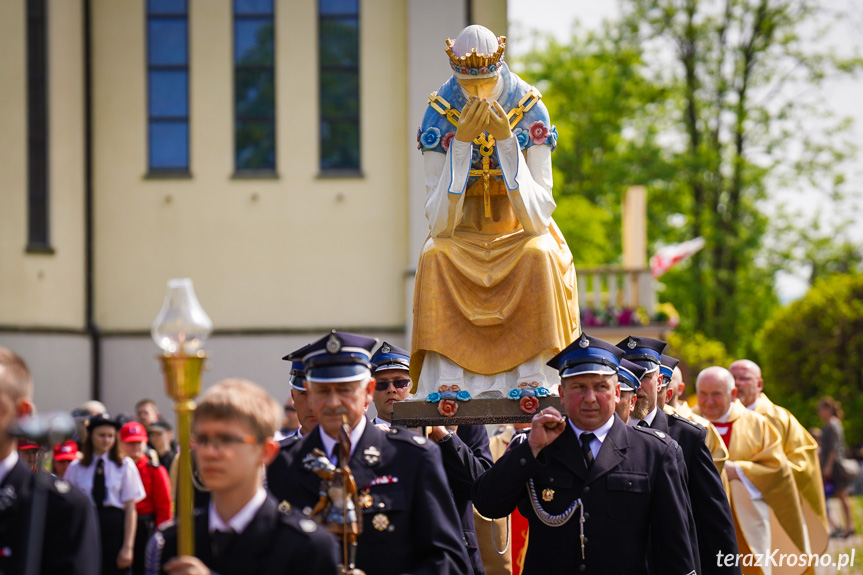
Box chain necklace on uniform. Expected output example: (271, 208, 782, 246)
(527, 478, 588, 559)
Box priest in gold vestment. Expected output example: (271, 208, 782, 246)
(411, 25, 578, 399)
(665, 365, 729, 480)
(697, 367, 808, 575)
(730, 360, 828, 557)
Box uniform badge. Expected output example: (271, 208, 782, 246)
(411, 435, 427, 445)
(372, 514, 390, 531)
(578, 336, 589, 349)
(542, 488, 555, 502)
(359, 490, 373, 509)
(381, 343, 391, 354)
(363, 446, 381, 466)
(654, 431, 666, 439)
(54, 480, 70, 494)
(627, 337, 637, 349)
(0, 486, 17, 512)
(299, 518, 318, 533)
(326, 333, 341, 354)
(278, 500, 291, 513)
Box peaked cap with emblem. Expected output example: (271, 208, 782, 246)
(88, 412, 121, 430)
(618, 358, 646, 392)
(282, 343, 312, 391)
(303, 330, 379, 383)
(370, 342, 410, 374)
(616, 335, 667, 374)
(547, 333, 625, 378)
(659, 354, 680, 386)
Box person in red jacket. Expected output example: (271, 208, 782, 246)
(119, 421, 172, 575)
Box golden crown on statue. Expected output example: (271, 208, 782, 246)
(445, 36, 506, 75)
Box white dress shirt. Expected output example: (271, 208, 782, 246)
(208, 487, 267, 534)
(568, 416, 615, 461)
(0, 450, 19, 484)
(319, 417, 366, 464)
(628, 406, 659, 428)
(65, 452, 146, 509)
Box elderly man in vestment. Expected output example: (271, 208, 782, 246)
(665, 365, 730, 479)
(696, 367, 808, 575)
(730, 359, 828, 556)
(411, 25, 578, 400)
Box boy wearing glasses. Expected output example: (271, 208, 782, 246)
(145, 378, 339, 575)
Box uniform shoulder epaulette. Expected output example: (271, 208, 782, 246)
(278, 505, 321, 535)
(503, 429, 530, 453)
(633, 425, 672, 443)
(386, 427, 431, 448)
(670, 412, 704, 430)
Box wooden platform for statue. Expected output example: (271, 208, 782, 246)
(391, 397, 563, 427)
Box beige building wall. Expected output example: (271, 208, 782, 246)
(91, 0, 409, 332)
(0, 0, 87, 330)
(1, 0, 507, 417)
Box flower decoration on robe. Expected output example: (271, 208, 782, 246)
(529, 121, 550, 145)
(441, 131, 456, 152)
(514, 127, 530, 150)
(426, 384, 472, 417)
(420, 126, 442, 150)
(548, 125, 559, 150)
(416, 127, 423, 150)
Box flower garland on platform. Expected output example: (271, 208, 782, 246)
(426, 384, 472, 417)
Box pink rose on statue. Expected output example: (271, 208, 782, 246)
(519, 396, 540, 414)
(529, 120, 550, 145)
(438, 399, 459, 417)
(441, 131, 455, 151)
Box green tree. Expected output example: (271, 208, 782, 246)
(758, 273, 863, 445)
(517, 25, 679, 266)
(517, 1, 861, 355)
(618, 0, 861, 353)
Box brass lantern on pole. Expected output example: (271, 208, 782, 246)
(151, 278, 212, 557)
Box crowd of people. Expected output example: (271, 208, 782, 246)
(1, 329, 857, 575)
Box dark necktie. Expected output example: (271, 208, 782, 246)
(636, 420, 649, 428)
(580, 433, 596, 467)
(211, 529, 236, 560)
(92, 458, 106, 509)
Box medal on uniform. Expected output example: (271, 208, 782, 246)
(372, 513, 390, 531)
(542, 488, 554, 501)
(359, 490, 373, 509)
(363, 446, 381, 466)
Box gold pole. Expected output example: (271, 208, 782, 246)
(159, 352, 205, 557)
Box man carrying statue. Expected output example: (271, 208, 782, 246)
(412, 25, 579, 404)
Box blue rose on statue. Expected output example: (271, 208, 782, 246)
(420, 126, 441, 150)
(514, 127, 530, 150)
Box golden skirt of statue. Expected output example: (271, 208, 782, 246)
(410, 178, 579, 385)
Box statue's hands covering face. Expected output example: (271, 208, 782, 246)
(455, 97, 491, 143)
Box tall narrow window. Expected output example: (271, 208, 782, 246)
(147, 0, 189, 172)
(319, 0, 359, 172)
(234, 0, 275, 172)
(26, 0, 50, 251)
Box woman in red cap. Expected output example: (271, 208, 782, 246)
(119, 421, 173, 575)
